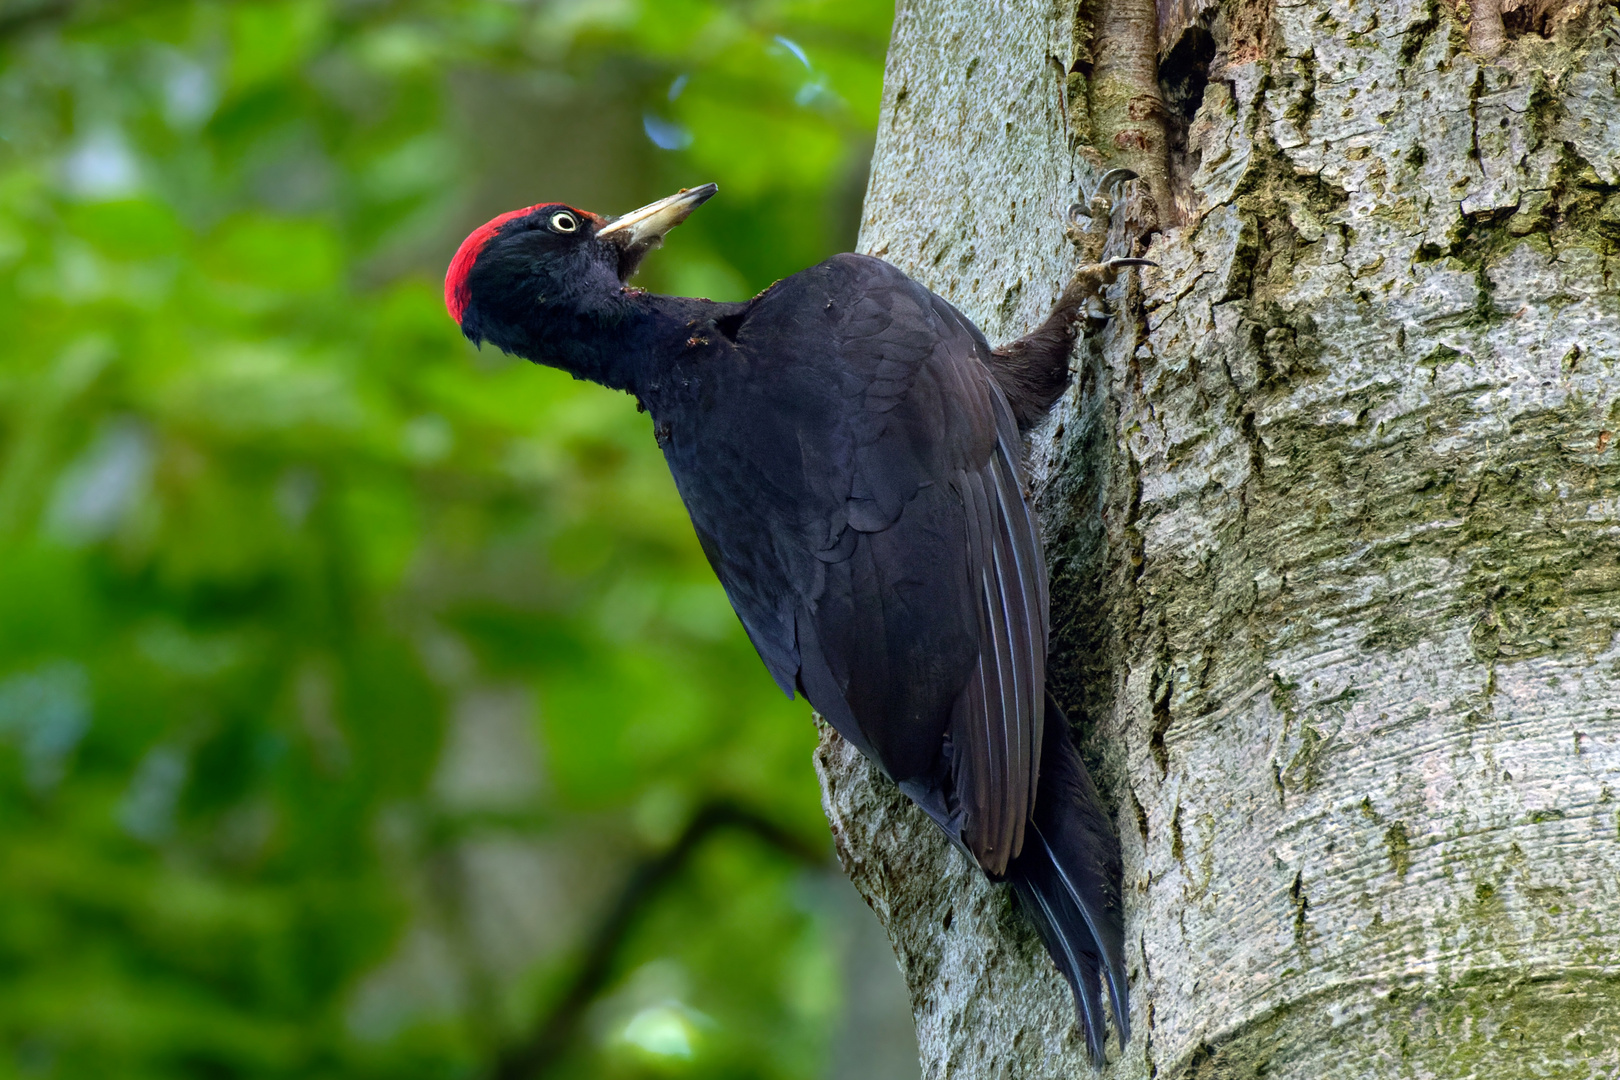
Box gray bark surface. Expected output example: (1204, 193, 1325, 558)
(820, 0, 1620, 1076)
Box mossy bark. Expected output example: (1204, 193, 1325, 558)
(827, 0, 1620, 1076)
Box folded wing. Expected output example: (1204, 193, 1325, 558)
(672, 253, 1047, 874)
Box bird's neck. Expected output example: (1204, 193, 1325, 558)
(510, 291, 702, 396)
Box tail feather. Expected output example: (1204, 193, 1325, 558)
(1004, 693, 1128, 1064)
(1011, 872, 1109, 1059)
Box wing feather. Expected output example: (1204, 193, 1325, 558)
(949, 428, 1047, 874)
(956, 468, 1002, 851)
(986, 490, 1029, 852)
(662, 253, 1050, 878)
(982, 496, 1020, 864)
(988, 440, 1046, 801)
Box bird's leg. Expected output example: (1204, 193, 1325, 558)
(1064, 167, 1137, 264)
(988, 254, 1153, 432)
(991, 172, 1154, 431)
(1064, 169, 1148, 316)
(1059, 256, 1156, 315)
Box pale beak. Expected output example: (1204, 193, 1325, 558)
(598, 183, 718, 281)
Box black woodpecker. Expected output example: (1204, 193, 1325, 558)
(445, 182, 1147, 1064)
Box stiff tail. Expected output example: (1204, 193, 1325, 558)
(1004, 693, 1129, 1065)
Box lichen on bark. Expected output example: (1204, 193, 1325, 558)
(831, 0, 1620, 1076)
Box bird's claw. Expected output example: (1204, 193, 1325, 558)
(1083, 168, 1139, 218)
(1069, 171, 1137, 225)
(1064, 201, 1095, 247)
(1076, 256, 1154, 288)
(1067, 169, 1142, 258)
(1066, 255, 1155, 319)
(1094, 168, 1138, 202)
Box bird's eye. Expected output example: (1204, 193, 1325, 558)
(549, 211, 579, 233)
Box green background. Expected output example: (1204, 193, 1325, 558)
(0, 1, 910, 1077)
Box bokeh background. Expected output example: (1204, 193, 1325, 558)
(0, 1, 917, 1077)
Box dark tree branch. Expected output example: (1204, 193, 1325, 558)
(490, 800, 829, 1080)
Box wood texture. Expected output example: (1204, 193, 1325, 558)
(828, 0, 1620, 1075)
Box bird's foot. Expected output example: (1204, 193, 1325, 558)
(1066, 169, 1140, 259)
(1066, 255, 1155, 298)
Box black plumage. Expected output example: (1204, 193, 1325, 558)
(446, 184, 1142, 1063)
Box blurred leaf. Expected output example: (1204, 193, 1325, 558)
(0, 0, 893, 1077)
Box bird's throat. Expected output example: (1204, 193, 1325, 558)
(498, 291, 663, 395)
(512, 292, 729, 402)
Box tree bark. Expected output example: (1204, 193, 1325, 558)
(821, 0, 1620, 1076)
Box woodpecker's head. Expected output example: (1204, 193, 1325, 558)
(445, 183, 717, 350)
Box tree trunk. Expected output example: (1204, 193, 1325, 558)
(818, 0, 1620, 1076)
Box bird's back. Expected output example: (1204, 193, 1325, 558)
(647, 253, 1048, 874)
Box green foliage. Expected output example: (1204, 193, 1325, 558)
(0, 1, 892, 1077)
